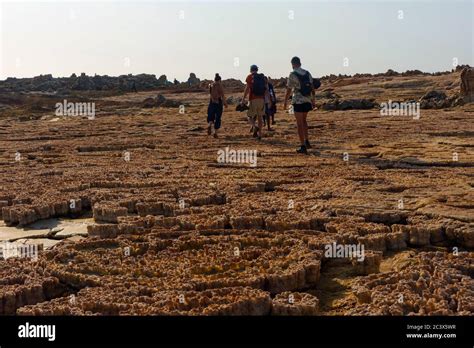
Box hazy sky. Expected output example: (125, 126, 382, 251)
(0, 0, 472, 81)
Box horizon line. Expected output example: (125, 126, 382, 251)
(1, 64, 470, 83)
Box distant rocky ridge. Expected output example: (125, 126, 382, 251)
(0, 66, 469, 94)
(0, 72, 244, 94)
(0, 73, 171, 93)
(271, 66, 470, 88)
(320, 65, 470, 81)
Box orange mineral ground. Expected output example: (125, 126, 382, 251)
(0, 69, 473, 315)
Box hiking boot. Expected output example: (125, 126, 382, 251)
(296, 145, 308, 154)
(305, 139, 312, 149)
(253, 127, 259, 138)
(207, 125, 212, 135)
(213, 133, 218, 139)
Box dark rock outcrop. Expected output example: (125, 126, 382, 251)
(187, 73, 200, 87)
(320, 98, 378, 111)
(142, 94, 183, 108)
(419, 90, 461, 109)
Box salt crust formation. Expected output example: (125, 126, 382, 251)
(0, 68, 472, 315)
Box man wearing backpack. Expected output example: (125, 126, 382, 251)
(283, 56, 316, 154)
(241, 65, 269, 140)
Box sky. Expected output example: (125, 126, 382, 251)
(0, 0, 472, 81)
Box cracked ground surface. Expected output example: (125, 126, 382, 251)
(0, 72, 473, 315)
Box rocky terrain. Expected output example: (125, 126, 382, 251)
(0, 72, 244, 95)
(0, 67, 472, 316)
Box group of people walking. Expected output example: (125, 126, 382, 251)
(207, 56, 316, 154)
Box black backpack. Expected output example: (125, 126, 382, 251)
(294, 71, 312, 96)
(251, 73, 266, 96)
(313, 78, 321, 90)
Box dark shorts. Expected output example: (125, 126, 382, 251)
(207, 101, 223, 129)
(293, 102, 312, 113)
